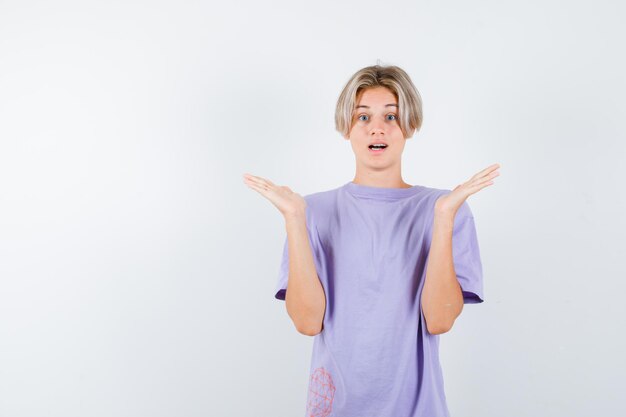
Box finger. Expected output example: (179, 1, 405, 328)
(477, 170, 500, 182)
(243, 174, 265, 184)
(248, 178, 274, 189)
(243, 173, 276, 187)
(246, 180, 271, 193)
(469, 163, 500, 181)
(469, 176, 497, 190)
(463, 171, 498, 190)
(244, 175, 274, 190)
(470, 168, 499, 184)
(470, 171, 498, 186)
(462, 182, 492, 198)
(244, 179, 272, 194)
(472, 164, 500, 180)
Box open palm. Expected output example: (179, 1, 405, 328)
(243, 173, 307, 217)
(434, 163, 501, 216)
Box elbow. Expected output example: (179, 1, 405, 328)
(288, 305, 324, 336)
(286, 290, 326, 337)
(427, 320, 454, 335)
(295, 321, 323, 336)
(291, 308, 325, 336)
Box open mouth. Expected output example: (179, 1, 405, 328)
(368, 144, 388, 153)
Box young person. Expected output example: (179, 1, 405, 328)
(243, 63, 500, 417)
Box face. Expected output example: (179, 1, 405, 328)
(346, 86, 406, 170)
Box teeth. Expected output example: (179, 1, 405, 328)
(369, 143, 387, 150)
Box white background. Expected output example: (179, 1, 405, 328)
(1, 1, 625, 416)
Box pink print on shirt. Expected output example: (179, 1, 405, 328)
(306, 367, 336, 417)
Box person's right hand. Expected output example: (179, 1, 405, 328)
(242, 173, 307, 218)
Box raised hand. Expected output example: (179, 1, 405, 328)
(243, 173, 307, 218)
(434, 163, 501, 216)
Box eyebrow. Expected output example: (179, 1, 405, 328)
(355, 104, 398, 109)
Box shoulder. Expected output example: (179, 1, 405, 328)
(300, 185, 342, 227)
(303, 185, 342, 210)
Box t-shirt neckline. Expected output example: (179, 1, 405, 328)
(343, 181, 422, 199)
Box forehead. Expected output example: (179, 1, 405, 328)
(355, 87, 398, 109)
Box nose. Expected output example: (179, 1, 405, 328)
(369, 117, 385, 136)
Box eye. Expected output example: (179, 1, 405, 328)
(387, 114, 397, 121)
(358, 114, 369, 121)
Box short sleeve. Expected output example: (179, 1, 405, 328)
(452, 203, 485, 304)
(274, 205, 322, 301)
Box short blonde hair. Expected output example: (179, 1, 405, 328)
(335, 64, 423, 139)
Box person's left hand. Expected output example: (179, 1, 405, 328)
(434, 163, 501, 217)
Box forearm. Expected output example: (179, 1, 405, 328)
(283, 212, 326, 336)
(421, 213, 464, 334)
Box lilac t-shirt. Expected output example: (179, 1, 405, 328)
(274, 181, 484, 417)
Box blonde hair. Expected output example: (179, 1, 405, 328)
(335, 63, 423, 139)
